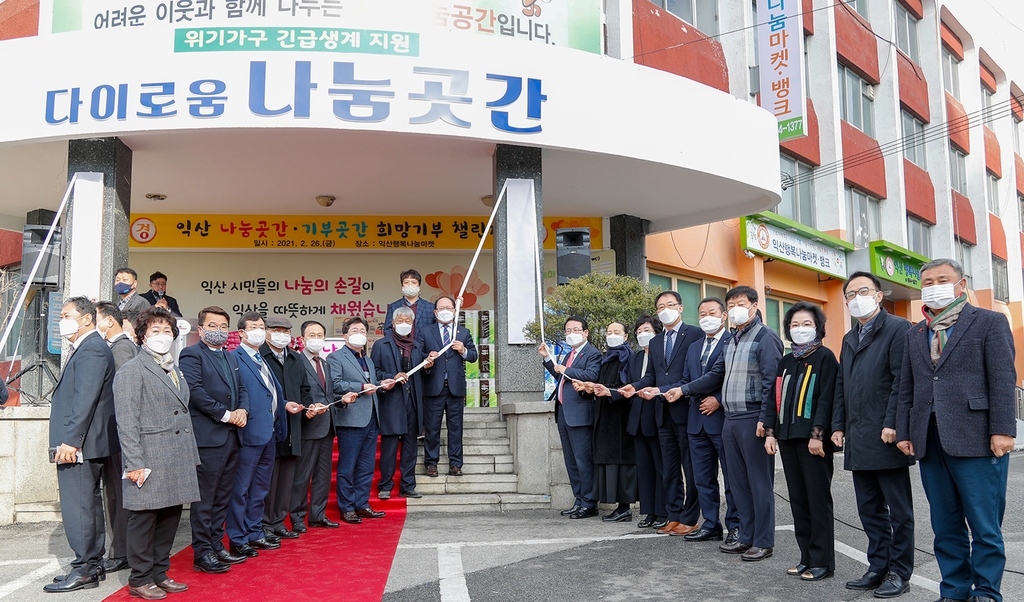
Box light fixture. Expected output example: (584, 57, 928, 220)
(145, 193, 166, 201)
(481, 195, 494, 208)
(744, 249, 756, 259)
(316, 195, 336, 207)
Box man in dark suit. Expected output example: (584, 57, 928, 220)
(114, 267, 151, 324)
(260, 317, 312, 541)
(621, 291, 703, 536)
(290, 321, 339, 530)
(96, 302, 138, 370)
(229, 313, 294, 558)
(897, 259, 1016, 602)
(45, 297, 118, 593)
(540, 316, 602, 519)
(382, 269, 435, 335)
(140, 271, 182, 317)
(179, 306, 250, 574)
(682, 297, 739, 544)
(421, 296, 478, 478)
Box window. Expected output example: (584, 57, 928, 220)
(1018, 194, 1024, 233)
(907, 217, 932, 258)
(993, 256, 1009, 303)
(942, 48, 961, 99)
(846, 186, 881, 248)
(1, 267, 21, 361)
(763, 296, 797, 346)
(895, 3, 920, 63)
(648, 271, 731, 326)
(658, 0, 719, 35)
(778, 154, 815, 227)
(1014, 117, 1021, 157)
(956, 241, 973, 288)
(838, 63, 875, 136)
(987, 173, 1001, 214)
(982, 86, 996, 126)
(902, 111, 927, 168)
(848, 0, 868, 19)
(949, 145, 968, 195)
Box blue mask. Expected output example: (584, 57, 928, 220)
(114, 282, 132, 295)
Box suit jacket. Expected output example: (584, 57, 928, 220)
(113, 352, 201, 511)
(370, 333, 426, 436)
(896, 303, 1017, 459)
(420, 323, 478, 397)
(261, 344, 313, 457)
(119, 292, 151, 323)
(383, 298, 435, 335)
(49, 330, 118, 459)
(630, 323, 704, 426)
(684, 333, 726, 436)
(179, 342, 250, 448)
(140, 290, 182, 317)
(299, 351, 335, 440)
(232, 346, 288, 447)
(326, 346, 380, 429)
(544, 342, 602, 428)
(622, 350, 658, 437)
(109, 334, 139, 371)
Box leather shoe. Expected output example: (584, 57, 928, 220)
(800, 567, 833, 581)
(668, 523, 698, 536)
(309, 518, 340, 528)
(103, 557, 130, 572)
(720, 541, 752, 554)
(741, 546, 773, 561)
(602, 508, 633, 522)
(356, 507, 386, 518)
(53, 567, 105, 583)
(425, 464, 439, 477)
(846, 570, 887, 590)
(128, 583, 167, 600)
(637, 514, 656, 529)
(400, 489, 423, 499)
(192, 552, 230, 574)
(569, 507, 598, 519)
(272, 528, 300, 539)
(155, 579, 188, 593)
(230, 543, 258, 558)
(560, 504, 581, 516)
(262, 532, 282, 545)
(341, 511, 362, 524)
(292, 523, 307, 534)
(449, 465, 463, 476)
(249, 538, 280, 550)
(656, 521, 680, 534)
(378, 490, 391, 500)
(874, 573, 910, 598)
(683, 525, 724, 541)
(43, 574, 101, 593)
(215, 549, 247, 565)
(652, 518, 669, 529)
(724, 527, 740, 546)
(786, 564, 808, 576)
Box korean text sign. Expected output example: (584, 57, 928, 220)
(756, 0, 806, 141)
(742, 218, 847, 279)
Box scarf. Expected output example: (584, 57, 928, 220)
(791, 340, 821, 360)
(602, 343, 632, 386)
(144, 345, 179, 389)
(393, 332, 414, 372)
(923, 294, 968, 366)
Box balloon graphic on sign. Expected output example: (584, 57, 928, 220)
(426, 266, 490, 309)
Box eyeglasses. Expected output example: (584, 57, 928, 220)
(843, 287, 878, 301)
(655, 302, 680, 311)
(564, 328, 584, 334)
(202, 323, 229, 331)
(789, 322, 816, 329)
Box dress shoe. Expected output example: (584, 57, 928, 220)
(43, 574, 101, 593)
(263, 532, 282, 545)
(741, 546, 773, 561)
(53, 567, 105, 583)
(215, 549, 246, 564)
(846, 570, 887, 590)
(356, 507, 386, 518)
(683, 525, 724, 541)
(656, 521, 680, 534)
(652, 518, 669, 529)
(449, 465, 463, 476)
(103, 557, 130, 572)
(786, 564, 808, 576)
(155, 579, 188, 593)
(570, 507, 599, 519)
(249, 538, 281, 550)
(602, 508, 633, 522)
(128, 583, 167, 600)
(309, 518, 340, 528)
(272, 528, 300, 539)
(637, 514, 656, 529)
(724, 527, 740, 546)
(800, 567, 833, 581)
(560, 504, 581, 516)
(378, 490, 392, 500)
(292, 523, 307, 534)
(230, 543, 259, 558)
(192, 552, 230, 574)
(400, 489, 423, 499)
(720, 541, 752, 554)
(874, 573, 910, 598)
(342, 511, 362, 524)
(425, 464, 439, 477)
(668, 523, 699, 536)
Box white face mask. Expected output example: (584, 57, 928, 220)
(847, 294, 879, 319)
(394, 323, 413, 337)
(789, 327, 817, 345)
(146, 334, 174, 355)
(565, 333, 584, 347)
(728, 306, 752, 326)
(59, 318, 81, 338)
(698, 315, 722, 334)
(605, 334, 626, 348)
(347, 332, 368, 348)
(657, 308, 680, 325)
(921, 283, 959, 310)
(244, 328, 266, 347)
(270, 332, 292, 348)
(436, 310, 455, 324)
(402, 285, 420, 298)
(636, 331, 656, 348)
(304, 338, 325, 353)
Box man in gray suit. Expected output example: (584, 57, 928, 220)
(46, 297, 118, 593)
(114, 267, 151, 324)
(897, 258, 1016, 602)
(325, 317, 396, 524)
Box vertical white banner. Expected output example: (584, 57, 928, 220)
(757, 0, 807, 141)
(505, 179, 539, 344)
(66, 172, 105, 301)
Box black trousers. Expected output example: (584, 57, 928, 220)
(126, 505, 182, 587)
(101, 452, 129, 560)
(852, 468, 915, 580)
(190, 435, 240, 560)
(633, 432, 666, 517)
(56, 458, 107, 576)
(778, 438, 835, 570)
(263, 455, 297, 532)
(290, 435, 334, 526)
(658, 419, 700, 525)
(380, 399, 419, 492)
(423, 392, 464, 467)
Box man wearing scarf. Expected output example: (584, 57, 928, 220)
(896, 258, 1016, 602)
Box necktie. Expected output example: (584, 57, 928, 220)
(664, 329, 675, 363)
(254, 353, 277, 416)
(557, 349, 577, 403)
(314, 356, 326, 389)
(442, 324, 451, 347)
(700, 337, 714, 371)
(212, 349, 237, 408)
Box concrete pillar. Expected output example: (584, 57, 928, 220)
(608, 214, 649, 279)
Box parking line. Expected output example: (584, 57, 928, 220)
(437, 544, 471, 602)
(0, 559, 60, 600)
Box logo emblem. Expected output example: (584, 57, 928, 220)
(131, 218, 156, 244)
(755, 224, 770, 250)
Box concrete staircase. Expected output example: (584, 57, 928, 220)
(406, 407, 550, 513)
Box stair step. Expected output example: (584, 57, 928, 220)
(464, 444, 512, 455)
(414, 473, 518, 495)
(406, 492, 551, 513)
(15, 502, 62, 523)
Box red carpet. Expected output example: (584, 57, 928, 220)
(105, 437, 406, 602)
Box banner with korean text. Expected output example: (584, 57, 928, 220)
(741, 218, 847, 279)
(756, 0, 806, 141)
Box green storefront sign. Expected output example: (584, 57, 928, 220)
(869, 241, 929, 289)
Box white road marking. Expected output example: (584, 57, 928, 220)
(0, 559, 60, 599)
(0, 558, 68, 567)
(834, 541, 940, 594)
(436, 544, 471, 602)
